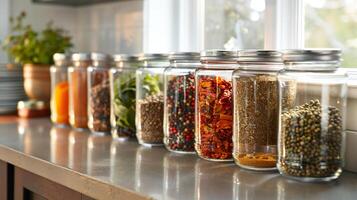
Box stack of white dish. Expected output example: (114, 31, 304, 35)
(0, 64, 27, 114)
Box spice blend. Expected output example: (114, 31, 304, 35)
(137, 94, 164, 144)
(279, 100, 343, 178)
(53, 81, 69, 124)
(69, 69, 88, 129)
(112, 73, 136, 138)
(196, 76, 233, 160)
(89, 70, 111, 132)
(234, 75, 279, 168)
(165, 72, 195, 152)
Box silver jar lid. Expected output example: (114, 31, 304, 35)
(169, 52, 200, 61)
(238, 50, 283, 63)
(72, 53, 91, 61)
(53, 53, 70, 62)
(138, 53, 169, 61)
(200, 49, 238, 61)
(282, 49, 341, 63)
(113, 54, 140, 62)
(91, 52, 112, 62)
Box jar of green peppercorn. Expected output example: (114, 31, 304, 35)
(110, 54, 142, 141)
(136, 53, 169, 146)
(195, 50, 238, 161)
(278, 49, 347, 182)
(164, 52, 200, 153)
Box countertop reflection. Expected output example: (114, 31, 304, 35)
(0, 118, 356, 200)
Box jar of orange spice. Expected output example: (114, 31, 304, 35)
(50, 53, 71, 125)
(68, 53, 92, 130)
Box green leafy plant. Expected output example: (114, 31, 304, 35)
(2, 12, 72, 65)
(113, 74, 137, 133)
(142, 74, 161, 97)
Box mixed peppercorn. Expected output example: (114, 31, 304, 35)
(165, 72, 195, 152)
(279, 100, 343, 178)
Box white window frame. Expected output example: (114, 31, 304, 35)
(143, 0, 305, 52)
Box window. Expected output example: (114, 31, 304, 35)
(204, 0, 265, 50)
(305, 0, 357, 67)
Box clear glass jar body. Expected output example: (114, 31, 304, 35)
(136, 61, 167, 146)
(87, 66, 111, 134)
(195, 62, 235, 161)
(50, 65, 69, 125)
(68, 61, 91, 129)
(233, 64, 282, 170)
(164, 63, 198, 153)
(278, 65, 347, 181)
(110, 62, 140, 140)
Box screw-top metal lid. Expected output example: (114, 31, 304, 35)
(169, 52, 200, 61)
(200, 49, 238, 61)
(71, 53, 91, 61)
(113, 54, 140, 62)
(91, 52, 112, 62)
(282, 49, 341, 62)
(138, 53, 169, 61)
(53, 53, 70, 62)
(238, 50, 283, 63)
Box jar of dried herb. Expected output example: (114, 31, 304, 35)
(87, 53, 113, 134)
(195, 50, 238, 161)
(68, 53, 92, 129)
(278, 49, 347, 182)
(50, 53, 71, 126)
(164, 52, 200, 154)
(110, 54, 142, 140)
(136, 53, 168, 146)
(233, 50, 283, 170)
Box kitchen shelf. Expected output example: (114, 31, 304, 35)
(0, 117, 356, 200)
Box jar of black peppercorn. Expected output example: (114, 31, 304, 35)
(87, 53, 113, 134)
(136, 53, 169, 146)
(278, 49, 347, 182)
(164, 52, 200, 153)
(195, 50, 238, 161)
(233, 50, 283, 171)
(110, 54, 142, 140)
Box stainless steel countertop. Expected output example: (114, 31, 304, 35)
(0, 118, 356, 200)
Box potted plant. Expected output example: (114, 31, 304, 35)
(2, 12, 72, 102)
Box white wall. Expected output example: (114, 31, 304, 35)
(0, 0, 143, 63)
(76, 0, 143, 54)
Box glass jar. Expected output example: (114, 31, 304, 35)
(278, 49, 347, 181)
(87, 53, 112, 134)
(68, 53, 92, 130)
(233, 50, 283, 170)
(136, 53, 168, 146)
(110, 55, 142, 140)
(50, 53, 71, 126)
(164, 52, 200, 153)
(195, 50, 238, 161)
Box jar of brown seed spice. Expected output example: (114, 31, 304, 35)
(233, 50, 283, 171)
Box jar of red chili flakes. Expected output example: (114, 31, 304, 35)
(195, 50, 238, 161)
(164, 52, 200, 154)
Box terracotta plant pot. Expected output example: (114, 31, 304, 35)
(23, 64, 51, 102)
